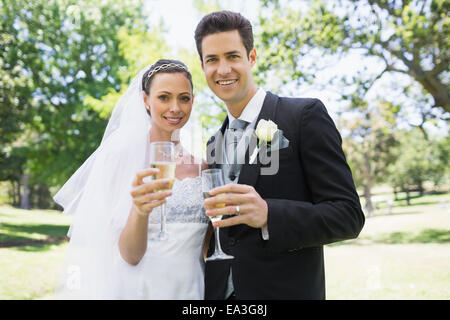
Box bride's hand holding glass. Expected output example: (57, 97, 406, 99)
(130, 167, 173, 217)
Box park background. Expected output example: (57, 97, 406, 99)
(0, 0, 448, 299)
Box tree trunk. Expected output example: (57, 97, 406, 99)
(405, 189, 411, 206)
(363, 153, 374, 217)
(37, 183, 51, 209)
(16, 180, 22, 207)
(9, 180, 18, 206)
(406, 61, 450, 112)
(418, 180, 424, 196)
(417, 73, 450, 112)
(20, 173, 31, 210)
(364, 185, 374, 218)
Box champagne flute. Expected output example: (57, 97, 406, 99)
(202, 168, 234, 261)
(150, 142, 176, 241)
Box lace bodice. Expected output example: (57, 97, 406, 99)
(148, 176, 209, 225)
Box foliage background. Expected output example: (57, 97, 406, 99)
(0, 0, 448, 300)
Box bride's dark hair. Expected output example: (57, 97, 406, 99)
(142, 59, 193, 95)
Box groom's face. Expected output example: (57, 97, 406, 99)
(201, 30, 257, 110)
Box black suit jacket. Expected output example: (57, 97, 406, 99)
(205, 92, 365, 299)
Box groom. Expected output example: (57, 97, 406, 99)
(195, 11, 365, 299)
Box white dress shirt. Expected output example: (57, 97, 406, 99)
(225, 87, 269, 240)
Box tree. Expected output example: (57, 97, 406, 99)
(0, 0, 148, 208)
(256, 0, 449, 115)
(255, 0, 449, 215)
(388, 129, 450, 204)
(341, 100, 399, 216)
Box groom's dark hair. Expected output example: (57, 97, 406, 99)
(194, 10, 254, 61)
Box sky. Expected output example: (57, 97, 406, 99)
(145, 0, 198, 50)
(145, 0, 260, 51)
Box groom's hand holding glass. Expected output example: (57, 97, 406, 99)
(204, 184, 268, 229)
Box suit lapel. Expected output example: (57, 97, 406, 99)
(207, 117, 229, 168)
(238, 92, 279, 187)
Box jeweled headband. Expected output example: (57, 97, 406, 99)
(143, 63, 189, 92)
(146, 63, 188, 79)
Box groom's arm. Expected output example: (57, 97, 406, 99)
(265, 99, 365, 253)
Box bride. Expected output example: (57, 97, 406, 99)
(53, 59, 210, 299)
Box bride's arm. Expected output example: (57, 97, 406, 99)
(118, 206, 151, 266)
(119, 168, 172, 266)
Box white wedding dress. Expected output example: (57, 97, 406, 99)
(109, 176, 209, 300)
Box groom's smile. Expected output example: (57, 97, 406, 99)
(216, 78, 238, 87)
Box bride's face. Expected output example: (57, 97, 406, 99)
(143, 72, 194, 134)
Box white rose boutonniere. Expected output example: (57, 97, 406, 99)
(250, 119, 285, 164)
(255, 119, 278, 147)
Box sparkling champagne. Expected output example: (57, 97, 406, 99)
(203, 192, 225, 223)
(151, 162, 176, 190)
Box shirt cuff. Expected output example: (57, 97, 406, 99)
(261, 224, 269, 240)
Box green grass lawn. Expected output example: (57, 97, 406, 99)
(325, 192, 450, 300)
(0, 205, 70, 245)
(0, 192, 449, 300)
(0, 205, 71, 300)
